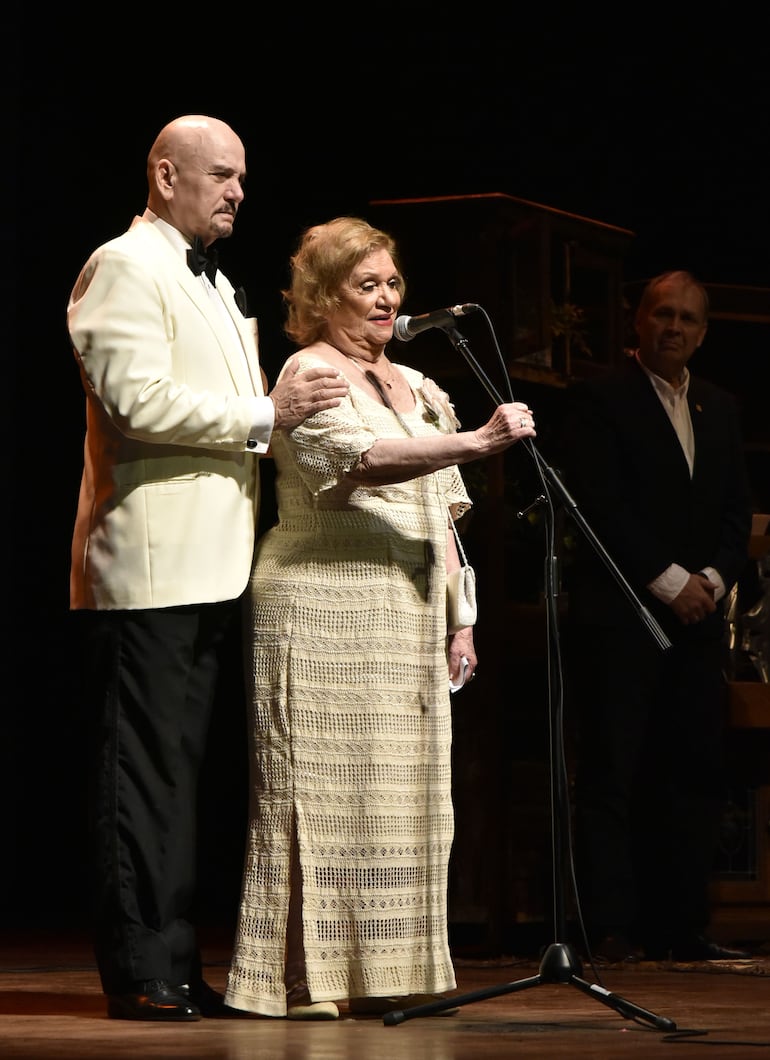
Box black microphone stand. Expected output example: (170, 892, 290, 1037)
(384, 323, 676, 1031)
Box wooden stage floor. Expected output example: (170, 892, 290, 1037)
(1, 931, 769, 1058)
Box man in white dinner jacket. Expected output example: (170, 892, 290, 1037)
(67, 114, 348, 1021)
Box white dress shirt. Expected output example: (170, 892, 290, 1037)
(634, 352, 725, 603)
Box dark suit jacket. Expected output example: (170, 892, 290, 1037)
(559, 356, 752, 642)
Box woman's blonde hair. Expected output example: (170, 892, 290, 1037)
(282, 216, 405, 345)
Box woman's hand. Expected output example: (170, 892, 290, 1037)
(474, 401, 536, 455)
(448, 628, 477, 689)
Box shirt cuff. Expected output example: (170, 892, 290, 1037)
(699, 565, 726, 602)
(648, 563, 689, 604)
(245, 395, 275, 454)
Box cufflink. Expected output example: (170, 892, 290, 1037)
(246, 439, 258, 450)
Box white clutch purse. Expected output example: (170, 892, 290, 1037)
(446, 514, 477, 633)
(446, 563, 477, 633)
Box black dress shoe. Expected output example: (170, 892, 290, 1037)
(669, 935, 752, 962)
(107, 979, 201, 1021)
(178, 980, 256, 1019)
(178, 980, 232, 1018)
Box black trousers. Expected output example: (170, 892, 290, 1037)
(568, 622, 728, 949)
(77, 602, 237, 993)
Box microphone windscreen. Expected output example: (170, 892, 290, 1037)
(393, 316, 413, 342)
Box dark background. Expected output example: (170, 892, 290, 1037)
(9, 14, 769, 936)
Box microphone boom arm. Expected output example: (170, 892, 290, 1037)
(444, 325, 507, 406)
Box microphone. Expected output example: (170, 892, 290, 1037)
(393, 304, 480, 342)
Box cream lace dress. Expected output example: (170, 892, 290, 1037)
(225, 355, 472, 1015)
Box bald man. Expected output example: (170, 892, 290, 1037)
(68, 115, 349, 1020)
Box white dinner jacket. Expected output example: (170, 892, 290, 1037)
(68, 216, 265, 610)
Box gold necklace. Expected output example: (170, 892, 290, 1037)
(347, 355, 395, 389)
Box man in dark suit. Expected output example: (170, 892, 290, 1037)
(560, 271, 753, 963)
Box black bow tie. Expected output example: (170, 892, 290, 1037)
(187, 236, 218, 284)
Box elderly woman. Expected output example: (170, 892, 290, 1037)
(225, 217, 536, 1019)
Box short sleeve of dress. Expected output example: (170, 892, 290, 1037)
(278, 352, 379, 495)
